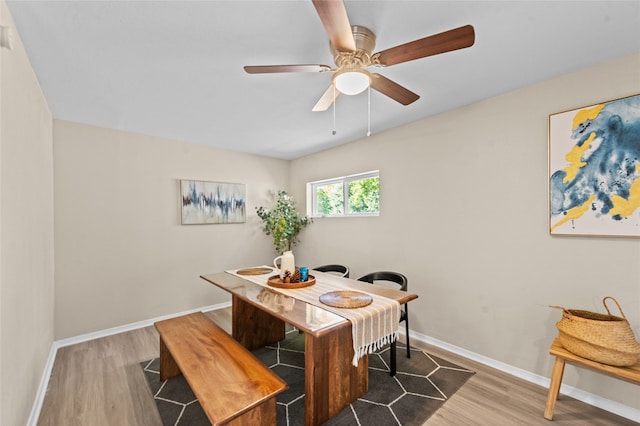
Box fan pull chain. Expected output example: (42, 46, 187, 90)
(332, 85, 337, 135)
(367, 86, 371, 137)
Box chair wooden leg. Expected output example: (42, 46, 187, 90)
(544, 357, 566, 420)
(390, 340, 397, 376)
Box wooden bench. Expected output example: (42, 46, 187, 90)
(544, 337, 640, 420)
(154, 312, 288, 425)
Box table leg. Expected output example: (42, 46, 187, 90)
(231, 295, 285, 350)
(544, 356, 566, 420)
(304, 324, 368, 425)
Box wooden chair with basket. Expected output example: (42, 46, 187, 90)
(545, 296, 640, 420)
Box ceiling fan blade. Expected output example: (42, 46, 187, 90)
(312, 0, 356, 52)
(312, 84, 340, 111)
(370, 73, 419, 106)
(374, 25, 475, 67)
(244, 64, 332, 74)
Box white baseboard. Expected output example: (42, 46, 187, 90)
(27, 339, 58, 426)
(29, 310, 639, 425)
(403, 329, 640, 423)
(27, 302, 231, 426)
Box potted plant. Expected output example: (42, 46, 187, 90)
(256, 190, 312, 254)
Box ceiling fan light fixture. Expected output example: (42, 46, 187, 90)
(333, 69, 371, 95)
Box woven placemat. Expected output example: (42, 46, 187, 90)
(319, 290, 373, 308)
(236, 267, 273, 276)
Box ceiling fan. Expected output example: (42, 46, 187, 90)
(244, 0, 475, 112)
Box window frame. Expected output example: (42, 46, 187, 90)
(307, 170, 380, 218)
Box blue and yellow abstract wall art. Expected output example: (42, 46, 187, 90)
(181, 180, 246, 224)
(549, 94, 640, 236)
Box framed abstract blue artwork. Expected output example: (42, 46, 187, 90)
(549, 94, 640, 237)
(180, 180, 246, 224)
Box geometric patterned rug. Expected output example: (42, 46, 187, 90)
(141, 330, 474, 426)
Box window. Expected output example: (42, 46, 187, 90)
(309, 171, 379, 217)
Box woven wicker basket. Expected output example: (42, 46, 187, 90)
(552, 297, 640, 367)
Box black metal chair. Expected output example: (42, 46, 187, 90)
(357, 271, 409, 376)
(313, 264, 350, 278)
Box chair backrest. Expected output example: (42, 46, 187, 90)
(357, 271, 408, 292)
(313, 264, 350, 278)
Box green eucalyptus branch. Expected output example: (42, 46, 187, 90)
(256, 190, 312, 253)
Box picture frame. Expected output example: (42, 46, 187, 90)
(549, 93, 640, 237)
(180, 180, 246, 225)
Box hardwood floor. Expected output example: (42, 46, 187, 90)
(37, 307, 636, 425)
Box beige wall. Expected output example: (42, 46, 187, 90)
(53, 121, 288, 339)
(290, 53, 640, 409)
(0, 1, 55, 424)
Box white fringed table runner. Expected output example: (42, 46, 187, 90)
(227, 267, 400, 366)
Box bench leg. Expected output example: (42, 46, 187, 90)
(226, 396, 277, 426)
(544, 357, 566, 420)
(159, 336, 181, 381)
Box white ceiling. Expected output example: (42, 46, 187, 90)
(6, 1, 640, 160)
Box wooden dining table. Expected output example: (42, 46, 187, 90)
(200, 269, 418, 426)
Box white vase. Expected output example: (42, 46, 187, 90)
(274, 251, 295, 280)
